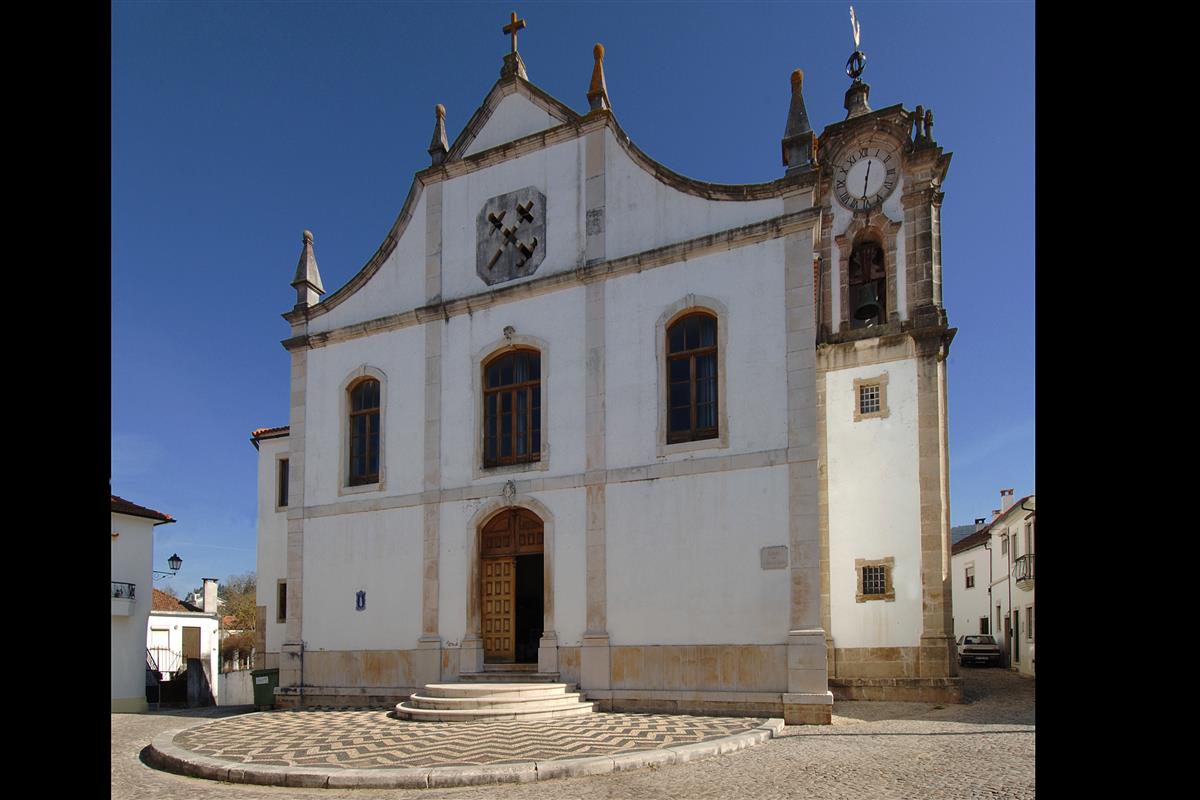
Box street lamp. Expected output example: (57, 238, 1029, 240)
(153, 553, 183, 579)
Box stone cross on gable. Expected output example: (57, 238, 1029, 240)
(503, 11, 526, 54)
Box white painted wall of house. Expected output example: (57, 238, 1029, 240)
(254, 435, 289, 659)
(111, 511, 156, 709)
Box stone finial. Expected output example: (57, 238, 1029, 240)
(429, 103, 449, 165)
(782, 68, 817, 173)
(587, 42, 611, 112)
(291, 229, 325, 309)
(844, 79, 871, 119)
(924, 108, 934, 143)
(914, 105, 925, 141)
(501, 51, 528, 80)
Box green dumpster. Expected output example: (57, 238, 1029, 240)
(251, 668, 279, 709)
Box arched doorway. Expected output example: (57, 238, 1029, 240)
(480, 508, 544, 664)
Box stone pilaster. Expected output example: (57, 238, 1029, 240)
(915, 333, 956, 679)
(279, 339, 308, 702)
(584, 130, 605, 264)
(781, 191, 832, 724)
(417, 194, 444, 685)
(580, 276, 610, 691)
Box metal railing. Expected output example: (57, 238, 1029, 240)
(112, 581, 136, 599)
(1013, 554, 1034, 583)
(149, 646, 183, 676)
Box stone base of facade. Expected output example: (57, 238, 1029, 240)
(829, 676, 962, 703)
(111, 696, 150, 713)
(274, 685, 420, 709)
(584, 689, 785, 718)
(783, 704, 832, 725)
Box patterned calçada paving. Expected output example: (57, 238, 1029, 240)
(172, 708, 765, 769)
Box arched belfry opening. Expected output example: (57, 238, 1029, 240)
(847, 236, 887, 328)
(479, 507, 544, 664)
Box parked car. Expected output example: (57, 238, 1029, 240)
(956, 634, 1002, 667)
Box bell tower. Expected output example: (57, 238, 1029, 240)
(808, 6, 962, 704)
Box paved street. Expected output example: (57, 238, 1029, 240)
(113, 667, 1033, 799)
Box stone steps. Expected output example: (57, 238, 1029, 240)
(395, 681, 596, 722)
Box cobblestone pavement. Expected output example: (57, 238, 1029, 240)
(173, 709, 761, 768)
(113, 667, 1033, 799)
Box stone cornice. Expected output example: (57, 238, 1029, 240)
(282, 207, 821, 352)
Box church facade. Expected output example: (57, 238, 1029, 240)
(252, 30, 959, 723)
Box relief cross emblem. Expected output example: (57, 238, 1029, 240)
(477, 187, 547, 285)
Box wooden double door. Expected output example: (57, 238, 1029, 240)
(481, 508, 544, 663)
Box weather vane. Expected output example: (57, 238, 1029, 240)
(846, 5, 866, 82)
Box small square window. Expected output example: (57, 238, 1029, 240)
(863, 565, 886, 594)
(859, 384, 880, 415)
(855, 557, 895, 602)
(852, 374, 890, 421)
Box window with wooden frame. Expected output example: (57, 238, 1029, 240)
(666, 312, 718, 443)
(277, 458, 289, 509)
(348, 378, 381, 486)
(965, 564, 975, 589)
(276, 580, 287, 624)
(483, 349, 541, 468)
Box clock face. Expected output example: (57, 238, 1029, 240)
(833, 138, 900, 212)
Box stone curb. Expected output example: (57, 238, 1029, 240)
(146, 717, 784, 789)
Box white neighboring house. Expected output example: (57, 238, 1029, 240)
(147, 580, 222, 702)
(111, 494, 175, 712)
(950, 489, 1035, 676)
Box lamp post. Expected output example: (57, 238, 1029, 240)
(153, 553, 183, 580)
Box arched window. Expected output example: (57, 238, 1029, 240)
(847, 238, 886, 328)
(483, 349, 541, 467)
(666, 312, 718, 443)
(348, 378, 380, 485)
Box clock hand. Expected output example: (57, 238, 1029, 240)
(863, 159, 872, 200)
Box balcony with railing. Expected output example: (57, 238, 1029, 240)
(112, 581, 136, 616)
(1013, 554, 1034, 588)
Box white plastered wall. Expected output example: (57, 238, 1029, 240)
(462, 92, 564, 157)
(307, 191, 428, 335)
(440, 138, 584, 302)
(255, 436, 289, 656)
(302, 326, 426, 506)
(439, 286, 587, 486)
(146, 610, 220, 699)
(826, 358, 922, 648)
(950, 543, 991, 639)
(111, 512, 156, 706)
(603, 241, 789, 470)
(602, 133, 782, 262)
(301, 507, 425, 651)
(605, 467, 791, 645)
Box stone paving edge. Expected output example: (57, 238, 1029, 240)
(145, 718, 785, 790)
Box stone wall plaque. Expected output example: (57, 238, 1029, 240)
(760, 545, 788, 570)
(477, 186, 546, 285)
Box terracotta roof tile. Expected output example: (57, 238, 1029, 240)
(111, 494, 174, 524)
(950, 495, 1034, 556)
(251, 425, 290, 439)
(151, 588, 202, 613)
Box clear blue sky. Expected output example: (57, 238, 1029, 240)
(112, 0, 1035, 595)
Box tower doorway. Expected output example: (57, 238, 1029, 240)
(480, 508, 544, 664)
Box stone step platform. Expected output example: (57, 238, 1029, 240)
(458, 670, 565, 684)
(395, 682, 596, 722)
